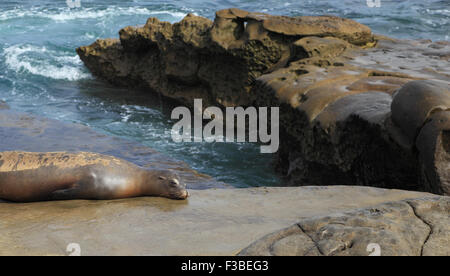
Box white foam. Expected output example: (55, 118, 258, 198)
(0, 6, 188, 22)
(3, 44, 92, 81)
(425, 9, 450, 16)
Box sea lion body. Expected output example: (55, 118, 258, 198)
(0, 152, 188, 202)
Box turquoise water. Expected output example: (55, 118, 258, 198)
(0, 0, 448, 187)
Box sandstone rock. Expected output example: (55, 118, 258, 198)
(76, 10, 450, 195)
(209, 13, 245, 50)
(214, 9, 374, 45)
(348, 39, 450, 82)
(416, 111, 450, 195)
(0, 186, 438, 255)
(76, 38, 141, 87)
(292, 36, 350, 60)
(215, 8, 249, 19)
(239, 196, 449, 256)
(391, 80, 450, 145)
(238, 225, 322, 256)
(77, 9, 375, 108)
(281, 90, 419, 191)
(408, 197, 450, 256)
(118, 25, 159, 52)
(346, 76, 411, 95)
(316, 92, 391, 136)
(250, 39, 449, 194)
(249, 14, 373, 46)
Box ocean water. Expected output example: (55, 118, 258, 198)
(0, 0, 448, 187)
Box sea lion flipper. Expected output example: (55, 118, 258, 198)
(51, 187, 83, 200)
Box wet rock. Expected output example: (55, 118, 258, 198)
(348, 39, 450, 82)
(239, 196, 449, 256)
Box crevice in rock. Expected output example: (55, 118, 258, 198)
(368, 70, 411, 78)
(406, 201, 433, 256)
(327, 240, 354, 256)
(443, 130, 450, 153)
(412, 107, 450, 148)
(296, 223, 324, 256)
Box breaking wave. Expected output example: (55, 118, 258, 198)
(3, 44, 91, 81)
(0, 6, 188, 22)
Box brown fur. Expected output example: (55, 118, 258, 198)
(0, 152, 188, 202)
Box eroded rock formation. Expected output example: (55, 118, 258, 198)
(77, 8, 374, 108)
(239, 196, 450, 256)
(77, 8, 450, 195)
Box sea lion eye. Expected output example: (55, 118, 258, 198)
(169, 179, 179, 186)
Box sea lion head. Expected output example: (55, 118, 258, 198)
(148, 170, 188, 200)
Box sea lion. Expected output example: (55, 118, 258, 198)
(0, 151, 188, 202)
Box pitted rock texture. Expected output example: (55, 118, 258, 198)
(239, 196, 449, 256)
(77, 9, 374, 108)
(77, 9, 450, 195)
(212, 8, 373, 45)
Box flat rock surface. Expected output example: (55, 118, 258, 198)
(0, 186, 435, 256)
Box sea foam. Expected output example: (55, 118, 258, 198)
(0, 6, 188, 22)
(3, 44, 91, 81)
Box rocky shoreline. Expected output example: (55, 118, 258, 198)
(1, 183, 447, 255)
(0, 9, 449, 256)
(0, 104, 224, 190)
(77, 8, 450, 196)
(1, 96, 449, 256)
